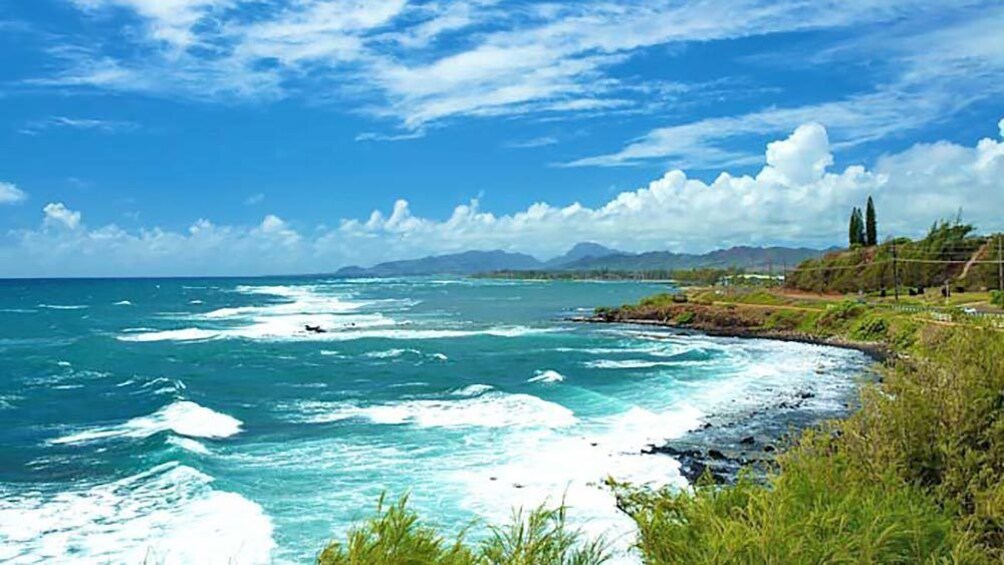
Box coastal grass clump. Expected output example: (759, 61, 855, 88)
(614, 451, 979, 564)
(610, 324, 1004, 563)
(317, 495, 611, 565)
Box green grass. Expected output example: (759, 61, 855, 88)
(609, 325, 1004, 564)
(317, 495, 611, 565)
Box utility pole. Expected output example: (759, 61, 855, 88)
(892, 239, 900, 302)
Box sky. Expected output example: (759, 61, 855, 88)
(0, 0, 1002, 277)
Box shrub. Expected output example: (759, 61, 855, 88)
(317, 495, 610, 565)
(850, 314, 888, 341)
(991, 290, 1004, 308)
(764, 309, 804, 330)
(673, 311, 695, 325)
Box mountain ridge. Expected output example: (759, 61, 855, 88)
(333, 244, 833, 278)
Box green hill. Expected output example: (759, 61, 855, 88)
(786, 219, 1003, 294)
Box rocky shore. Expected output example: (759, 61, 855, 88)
(642, 384, 858, 484)
(573, 302, 886, 485)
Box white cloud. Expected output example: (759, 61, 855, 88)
(506, 136, 558, 149)
(19, 116, 139, 135)
(244, 193, 264, 206)
(0, 182, 27, 205)
(43, 202, 83, 229)
(40, 0, 983, 139)
(4, 118, 1001, 277)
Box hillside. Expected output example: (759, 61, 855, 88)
(558, 245, 828, 272)
(786, 220, 1003, 293)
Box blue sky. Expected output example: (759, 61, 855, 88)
(1, 0, 1003, 276)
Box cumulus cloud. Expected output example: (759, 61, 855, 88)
(43, 202, 82, 229)
(2, 119, 1002, 277)
(0, 182, 27, 204)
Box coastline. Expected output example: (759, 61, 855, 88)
(571, 315, 891, 361)
(571, 310, 885, 484)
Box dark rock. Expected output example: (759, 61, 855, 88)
(740, 436, 756, 445)
(763, 445, 776, 453)
(707, 449, 727, 460)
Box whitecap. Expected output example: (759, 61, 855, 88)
(49, 400, 242, 445)
(113, 300, 133, 306)
(37, 304, 88, 310)
(528, 369, 565, 383)
(167, 436, 211, 455)
(451, 384, 494, 397)
(118, 328, 221, 342)
(188, 299, 204, 305)
(0, 462, 274, 564)
(293, 391, 575, 429)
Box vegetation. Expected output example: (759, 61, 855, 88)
(598, 287, 1004, 563)
(789, 218, 1003, 294)
(866, 195, 878, 246)
(475, 267, 745, 286)
(317, 495, 611, 565)
(849, 206, 866, 247)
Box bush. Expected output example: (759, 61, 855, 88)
(317, 495, 610, 565)
(673, 311, 695, 325)
(850, 314, 888, 341)
(617, 452, 978, 564)
(991, 290, 1004, 308)
(764, 309, 804, 330)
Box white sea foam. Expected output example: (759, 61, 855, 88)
(294, 390, 576, 429)
(119, 328, 220, 342)
(167, 436, 211, 455)
(451, 384, 494, 396)
(37, 304, 88, 310)
(120, 324, 552, 343)
(528, 369, 565, 383)
(188, 299, 204, 305)
(584, 359, 694, 370)
(113, 300, 133, 306)
(363, 348, 417, 359)
(50, 401, 242, 445)
(0, 462, 274, 564)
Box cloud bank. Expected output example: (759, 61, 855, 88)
(2, 119, 1002, 277)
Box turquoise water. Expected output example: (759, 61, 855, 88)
(0, 277, 869, 563)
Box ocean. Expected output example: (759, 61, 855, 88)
(0, 277, 870, 563)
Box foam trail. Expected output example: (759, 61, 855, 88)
(37, 304, 88, 310)
(113, 300, 133, 306)
(50, 401, 242, 445)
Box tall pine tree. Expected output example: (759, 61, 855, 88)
(854, 207, 866, 247)
(865, 196, 877, 246)
(849, 207, 861, 247)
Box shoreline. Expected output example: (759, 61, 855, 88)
(569, 315, 892, 361)
(571, 314, 883, 484)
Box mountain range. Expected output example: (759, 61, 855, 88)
(333, 243, 831, 278)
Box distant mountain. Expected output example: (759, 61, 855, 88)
(334, 244, 832, 278)
(334, 250, 543, 277)
(555, 246, 831, 272)
(545, 242, 621, 268)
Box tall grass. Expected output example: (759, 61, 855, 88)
(317, 495, 610, 565)
(613, 324, 1003, 563)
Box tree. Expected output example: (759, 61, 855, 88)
(865, 196, 877, 246)
(849, 208, 859, 247)
(849, 207, 866, 247)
